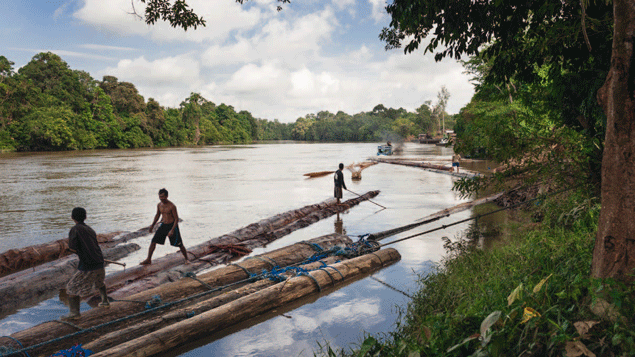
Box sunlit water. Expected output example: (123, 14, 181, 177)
(0, 142, 495, 356)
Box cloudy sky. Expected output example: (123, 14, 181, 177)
(1, 0, 474, 123)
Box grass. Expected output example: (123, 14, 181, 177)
(316, 190, 635, 357)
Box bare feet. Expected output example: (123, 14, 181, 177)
(139, 259, 151, 265)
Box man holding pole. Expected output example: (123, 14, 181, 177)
(62, 207, 109, 321)
(334, 163, 347, 204)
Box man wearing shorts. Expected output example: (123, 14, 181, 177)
(452, 153, 461, 173)
(63, 207, 109, 320)
(140, 188, 189, 265)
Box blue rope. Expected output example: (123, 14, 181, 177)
(0, 335, 30, 357)
(229, 262, 261, 281)
(317, 268, 336, 285)
(246, 255, 279, 269)
(144, 295, 162, 310)
(298, 271, 322, 292)
(49, 344, 93, 357)
(322, 265, 344, 280)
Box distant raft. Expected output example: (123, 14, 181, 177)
(303, 171, 335, 178)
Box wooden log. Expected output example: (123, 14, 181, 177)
(368, 191, 504, 241)
(372, 157, 453, 171)
(0, 243, 140, 318)
(83, 256, 342, 352)
(303, 170, 334, 178)
(100, 192, 379, 298)
(9, 234, 352, 357)
(90, 248, 401, 357)
(0, 232, 123, 278)
(0, 222, 157, 279)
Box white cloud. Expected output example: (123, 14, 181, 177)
(103, 55, 200, 86)
(69, 0, 473, 121)
(79, 44, 137, 51)
(53, 2, 71, 21)
(73, 0, 264, 43)
(226, 62, 286, 93)
(99, 54, 202, 105)
(332, 0, 357, 16)
(9, 48, 116, 61)
(368, 0, 387, 22)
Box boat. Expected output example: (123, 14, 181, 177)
(435, 138, 450, 146)
(418, 134, 441, 144)
(377, 145, 392, 155)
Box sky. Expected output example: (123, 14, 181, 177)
(1, 0, 475, 123)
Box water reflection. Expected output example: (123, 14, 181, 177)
(334, 213, 345, 235)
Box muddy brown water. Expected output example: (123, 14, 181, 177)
(0, 142, 505, 356)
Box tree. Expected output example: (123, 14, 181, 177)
(381, 0, 635, 283)
(130, 0, 205, 30)
(434, 86, 450, 134)
(590, 0, 635, 282)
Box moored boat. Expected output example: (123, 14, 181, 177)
(377, 145, 392, 155)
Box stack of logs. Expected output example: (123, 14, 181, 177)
(5, 233, 401, 357)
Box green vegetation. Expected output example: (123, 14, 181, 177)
(307, 0, 635, 355)
(0, 52, 449, 152)
(320, 191, 635, 356)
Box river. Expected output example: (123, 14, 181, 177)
(0, 142, 497, 356)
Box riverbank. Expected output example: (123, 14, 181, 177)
(326, 188, 635, 356)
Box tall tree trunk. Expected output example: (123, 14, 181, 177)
(591, 0, 635, 282)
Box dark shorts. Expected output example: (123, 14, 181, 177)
(452, 162, 460, 167)
(334, 186, 343, 199)
(152, 222, 183, 247)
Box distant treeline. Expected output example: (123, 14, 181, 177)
(0, 52, 451, 152)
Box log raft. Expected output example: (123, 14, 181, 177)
(91, 248, 401, 357)
(8, 234, 352, 357)
(83, 255, 344, 353)
(371, 157, 480, 178)
(101, 191, 379, 299)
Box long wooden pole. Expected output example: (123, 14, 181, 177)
(90, 248, 401, 357)
(68, 249, 126, 268)
(345, 188, 387, 209)
(368, 191, 504, 241)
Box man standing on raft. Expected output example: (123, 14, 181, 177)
(334, 163, 347, 204)
(140, 188, 189, 265)
(63, 207, 109, 320)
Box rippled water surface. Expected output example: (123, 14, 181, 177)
(0, 142, 494, 356)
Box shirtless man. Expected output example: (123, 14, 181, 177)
(140, 188, 189, 265)
(452, 153, 461, 173)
